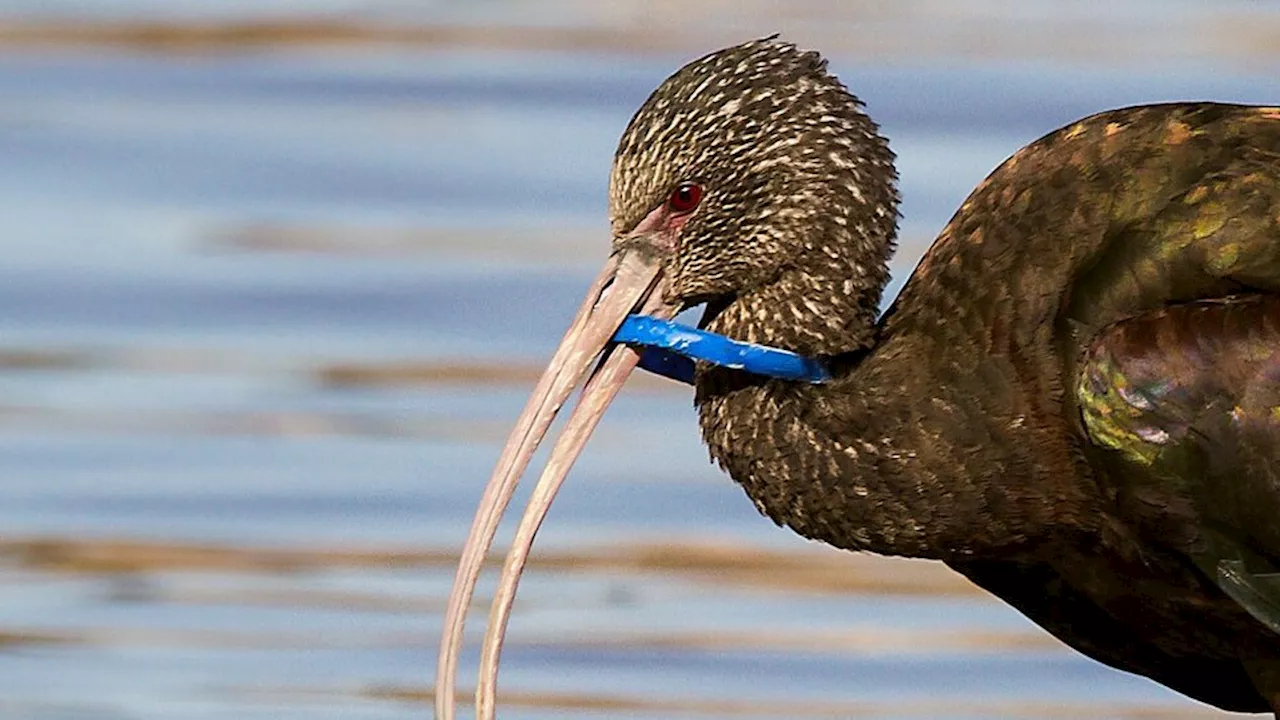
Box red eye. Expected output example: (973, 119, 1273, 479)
(667, 182, 703, 214)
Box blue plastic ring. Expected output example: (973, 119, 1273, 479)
(613, 315, 831, 385)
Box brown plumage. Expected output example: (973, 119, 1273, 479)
(437, 38, 1280, 717)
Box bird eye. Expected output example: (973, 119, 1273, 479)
(667, 182, 703, 214)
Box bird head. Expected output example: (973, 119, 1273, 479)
(435, 38, 900, 720)
(609, 37, 898, 356)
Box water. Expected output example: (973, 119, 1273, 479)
(0, 3, 1276, 718)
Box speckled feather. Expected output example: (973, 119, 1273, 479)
(610, 38, 898, 356)
(612, 39, 1280, 713)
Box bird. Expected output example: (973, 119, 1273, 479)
(435, 37, 1280, 718)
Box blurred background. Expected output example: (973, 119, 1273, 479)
(0, 2, 1277, 718)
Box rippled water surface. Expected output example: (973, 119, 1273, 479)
(2, 3, 1280, 718)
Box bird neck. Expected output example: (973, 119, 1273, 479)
(694, 331, 1061, 560)
(695, 371, 924, 558)
(698, 238, 890, 359)
(691, 240, 945, 556)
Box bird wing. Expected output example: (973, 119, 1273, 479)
(872, 103, 1280, 706)
(1076, 295, 1280, 632)
(1058, 108, 1280, 635)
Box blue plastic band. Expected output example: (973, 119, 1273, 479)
(614, 315, 831, 385)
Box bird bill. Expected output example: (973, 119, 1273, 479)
(434, 247, 675, 719)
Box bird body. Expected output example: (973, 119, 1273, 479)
(438, 42, 1280, 718)
(695, 102, 1280, 713)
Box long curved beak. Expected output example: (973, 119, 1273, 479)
(435, 245, 678, 720)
